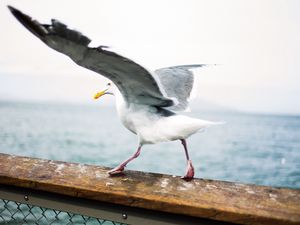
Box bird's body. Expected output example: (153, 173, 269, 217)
(8, 6, 222, 180)
(115, 82, 215, 145)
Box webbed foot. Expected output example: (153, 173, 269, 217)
(181, 160, 195, 181)
(108, 165, 125, 175)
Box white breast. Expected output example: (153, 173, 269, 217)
(115, 90, 150, 134)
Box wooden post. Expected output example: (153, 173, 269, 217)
(0, 153, 299, 225)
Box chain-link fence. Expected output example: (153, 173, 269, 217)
(0, 199, 127, 225)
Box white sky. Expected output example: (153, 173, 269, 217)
(0, 0, 299, 114)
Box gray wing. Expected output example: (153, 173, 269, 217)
(155, 65, 207, 111)
(8, 6, 174, 107)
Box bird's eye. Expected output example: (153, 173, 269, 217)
(107, 82, 111, 86)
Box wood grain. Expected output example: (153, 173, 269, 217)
(0, 153, 299, 225)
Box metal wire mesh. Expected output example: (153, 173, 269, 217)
(0, 199, 128, 225)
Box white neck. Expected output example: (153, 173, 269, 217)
(115, 87, 127, 112)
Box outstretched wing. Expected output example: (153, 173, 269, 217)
(155, 65, 207, 111)
(8, 6, 174, 107)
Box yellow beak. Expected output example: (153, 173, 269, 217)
(93, 89, 107, 100)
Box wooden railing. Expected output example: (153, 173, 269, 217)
(0, 153, 299, 225)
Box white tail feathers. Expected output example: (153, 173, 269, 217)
(210, 121, 226, 126)
(194, 119, 225, 134)
(197, 119, 226, 128)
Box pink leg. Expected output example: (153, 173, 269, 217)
(108, 146, 142, 175)
(180, 139, 195, 181)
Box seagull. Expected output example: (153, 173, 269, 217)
(8, 6, 222, 180)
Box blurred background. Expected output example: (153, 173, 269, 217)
(0, 0, 299, 188)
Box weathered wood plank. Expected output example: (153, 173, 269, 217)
(0, 153, 299, 225)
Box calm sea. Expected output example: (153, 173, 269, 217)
(0, 101, 299, 189)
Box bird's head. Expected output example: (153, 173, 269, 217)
(93, 82, 114, 100)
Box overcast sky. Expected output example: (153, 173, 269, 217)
(0, 0, 299, 115)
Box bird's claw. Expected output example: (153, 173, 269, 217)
(181, 160, 195, 181)
(107, 165, 125, 175)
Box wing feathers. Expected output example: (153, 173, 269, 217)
(50, 19, 91, 46)
(165, 64, 207, 70)
(8, 6, 174, 107)
(155, 64, 208, 111)
(8, 6, 48, 39)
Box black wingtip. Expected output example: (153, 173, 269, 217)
(7, 5, 16, 12)
(7, 5, 47, 40)
(7, 5, 15, 12)
(7, 5, 23, 20)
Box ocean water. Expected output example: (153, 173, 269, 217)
(0, 101, 299, 189)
